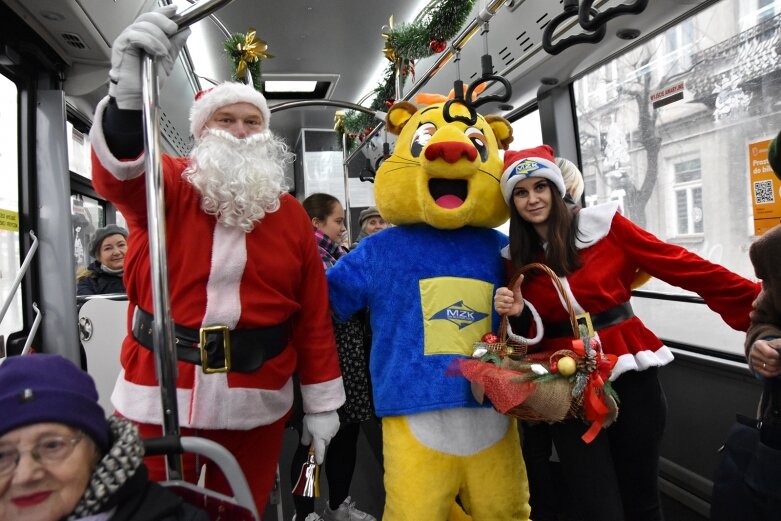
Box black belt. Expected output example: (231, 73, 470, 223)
(132, 308, 290, 374)
(544, 302, 634, 338)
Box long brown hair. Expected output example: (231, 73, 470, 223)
(508, 183, 581, 276)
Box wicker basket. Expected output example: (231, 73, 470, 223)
(462, 262, 617, 427)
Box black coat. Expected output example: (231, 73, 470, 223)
(77, 260, 126, 296)
(104, 465, 210, 521)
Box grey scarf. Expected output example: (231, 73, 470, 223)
(67, 416, 145, 520)
(100, 265, 124, 276)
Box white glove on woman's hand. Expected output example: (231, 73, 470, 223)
(109, 5, 191, 110)
(301, 411, 340, 464)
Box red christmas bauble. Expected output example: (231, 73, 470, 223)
(429, 39, 447, 53)
(481, 332, 500, 344)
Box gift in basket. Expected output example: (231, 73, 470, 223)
(455, 263, 620, 443)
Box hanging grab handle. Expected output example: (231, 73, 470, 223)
(542, 1, 606, 56)
(579, 0, 649, 32)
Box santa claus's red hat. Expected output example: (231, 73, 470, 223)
(500, 145, 565, 205)
(189, 82, 271, 139)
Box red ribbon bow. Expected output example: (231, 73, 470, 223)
(571, 338, 618, 443)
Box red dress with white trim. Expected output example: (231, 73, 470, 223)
(508, 202, 760, 379)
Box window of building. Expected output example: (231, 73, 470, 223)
(673, 158, 704, 236)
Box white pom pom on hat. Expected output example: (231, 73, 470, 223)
(500, 144, 566, 205)
(189, 82, 271, 139)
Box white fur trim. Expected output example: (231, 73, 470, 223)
(190, 82, 271, 139)
(89, 96, 145, 180)
(201, 224, 246, 329)
(501, 156, 565, 204)
(406, 407, 509, 456)
(609, 345, 675, 381)
(189, 373, 295, 429)
(300, 377, 347, 414)
(506, 299, 544, 345)
(575, 201, 620, 248)
(111, 369, 294, 429)
(111, 369, 192, 425)
(558, 276, 585, 315)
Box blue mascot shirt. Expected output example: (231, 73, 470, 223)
(327, 225, 509, 416)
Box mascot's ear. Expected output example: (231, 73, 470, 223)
(386, 101, 418, 135)
(485, 115, 514, 151)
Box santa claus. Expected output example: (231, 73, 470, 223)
(89, 5, 345, 512)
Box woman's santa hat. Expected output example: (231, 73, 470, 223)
(189, 82, 271, 139)
(500, 145, 566, 205)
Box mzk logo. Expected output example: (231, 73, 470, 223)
(430, 301, 488, 329)
(511, 159, 542, 179)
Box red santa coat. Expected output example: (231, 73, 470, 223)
(90, 100, 345, 429)
(505, 202, 761, 380)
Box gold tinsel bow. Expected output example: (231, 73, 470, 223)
(236, 29, 273, 77)
(334, 111, 345, 132)
(382, 15, 399, 63)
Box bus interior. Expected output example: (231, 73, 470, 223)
(1, 0, 780, 519)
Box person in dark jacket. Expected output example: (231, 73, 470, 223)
(0, 354, 209, 521)
(76, 225, 128, 296)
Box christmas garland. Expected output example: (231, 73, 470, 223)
(338, 0, 476, 151)
(224, 29, 273, 92)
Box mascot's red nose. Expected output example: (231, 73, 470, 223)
(425, 142, 478, 163)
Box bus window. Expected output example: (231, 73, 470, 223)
(115, 211, 128, 231)
(573, 0, 781, 355)
(509, 109, 543, 151)
(0, 73, 20, 342)
(71, 194, 104, 271)
(67, 121, 92, 179)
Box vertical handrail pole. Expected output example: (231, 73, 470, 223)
(138, 0, 238, 481)
(342, 133, 353, 244)
(141, 55, 182, 480)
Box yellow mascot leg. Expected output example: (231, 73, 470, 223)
(448, 501, 473, 521)
(382, 415, 463, 521)
(460, 418, 531, 521)
(382, 416, 530, 521)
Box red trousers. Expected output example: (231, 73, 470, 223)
(135, 414, 288, 514)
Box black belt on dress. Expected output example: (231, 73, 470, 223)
(132, 307, 290, 374)
(544, 301, 634, 338)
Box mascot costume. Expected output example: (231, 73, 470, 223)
(327, 96, 531, 520)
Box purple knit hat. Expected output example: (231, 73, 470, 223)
(0, 354, 110, 451)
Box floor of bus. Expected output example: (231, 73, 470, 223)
(262, 420, 708, 521)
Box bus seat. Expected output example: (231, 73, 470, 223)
(77, 295, 128, 414)
(144, 436, 260, 521)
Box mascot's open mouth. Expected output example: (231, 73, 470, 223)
(429, 179, 468, 209)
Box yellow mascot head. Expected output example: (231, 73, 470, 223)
(374, 98, 513, 230)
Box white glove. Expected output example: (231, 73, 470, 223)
(109, 5, 191, 110)
(301, 411, 340, 464)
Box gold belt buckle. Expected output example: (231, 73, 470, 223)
(199, 325, 232, 374)
(575, 312, 595, 338)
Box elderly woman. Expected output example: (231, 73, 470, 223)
(0, 354, 208, 521)
(76, 225, 128, 296)
(351, 207, 387, 247)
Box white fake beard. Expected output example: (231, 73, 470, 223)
(183, 128, 293, 232)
